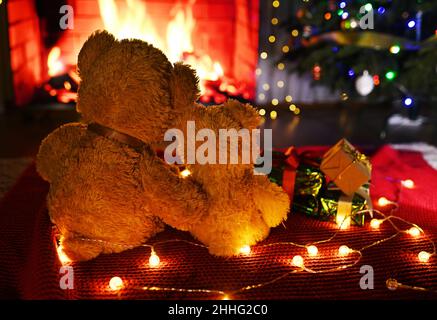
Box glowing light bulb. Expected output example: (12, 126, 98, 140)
(403, 98, 413, 107)
(407, 20, 416, 28)
(149, 251, 160, 267)
(258, 108, 266, 116)
(262, 83, 270, 91)
(385, 71, 396, 81)
(378, 197, 391, 207)
(338, 245, 351, 256)
(370, 219, 382, 229)
(292, 255, 304, 268)
(282, 45, 290, 53)
(364, 3, 373, 12)
(418, 251, 431, 263)
(260, 52, 268, 59)
(272, 0, 280, 8)
(389, 45, 400, 54)
(56, 243, 71, 265)
(307, 245, 318, 257)
(277, 63, 285, 70)
(268, 35, 276, 43)
(272, 98, 279, 105)
(239, 245, 251, 255)
(271, 17, 278, 25)
(289, 104, 296, 112)
(336, 213, 351, 230)
(401, 179, 414, 188)
(258, 93, 265, 101)
(270, 111, 277, 120)
(408, 227, 421, 237)
(180, 169, 191, 178)
(285, 95, 293, 102)
(109, 277, 124, 291)
(277, 81, 284, 88)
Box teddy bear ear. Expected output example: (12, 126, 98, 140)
(222, 99, 263, 130)
(77, 30, 116, 79)
(170, 62, 201, 110)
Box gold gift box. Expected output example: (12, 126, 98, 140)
(320, 139, 371, 196)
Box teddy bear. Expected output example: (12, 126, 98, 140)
(37, 30, 290, 261)
(146, 98, 291, 256)
(37, 30, 209, 261)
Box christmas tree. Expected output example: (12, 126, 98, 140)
(281, 0, 437, 117)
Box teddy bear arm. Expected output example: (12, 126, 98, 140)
(140, 153, 208, 230)
(36, 123, 85, 183)
(252, 175, 290, 227)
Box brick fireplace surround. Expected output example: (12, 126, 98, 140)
(3, 0, 259, 107)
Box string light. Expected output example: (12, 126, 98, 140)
(307, 245, 318, 257)
(277, 80, 285, 88)
(401, 179, 414, 188)
(378, 197, 391, 207)
(270, 110, 278, 120)
(292, 255, 304, 268)
(268, 35, 276, 43)
(282, 45, 290, 53)
(260, 52, 268, 59)
(285, 95, 293, 102)
(403, 98, 413, 108)
(258, 93, 265, 101)
(291, 29, 299, 37)
(149, 250, 160, 267)
(239, 245, 251, 255)
(324, 12, 332, 20)
(272, 1, 280, 8)
(338, 245, 351, 256)
(56, 242, 72, 265)
(364, 3, 373, 12)
(262, 83, 270, 91)
(109, 277, 124, 291)
(277, 63, 285, 70)
(258, 108, 266, 116)
(272, 98, 279, 106)
(255, 68, 262, 76)
(370, 219, 382, 229)
(289, 104, 296, 112)
(271, 17, 279, 25)
(390, 45, 401, 54)
(418, 251, 431, 263)
(385, 71, 396, 81)
(53, 175, 436, 298)
(407, 227, 421, 237)
(180, 169, 191, 178)
(294, 108, 301, 115)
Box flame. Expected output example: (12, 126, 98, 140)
(47, 47, 64, 77)
(97, 0, 223, 94)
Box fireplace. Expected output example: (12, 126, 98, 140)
(2, 0, 259, 108)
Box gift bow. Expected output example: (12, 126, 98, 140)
(276, 147, 320, 199)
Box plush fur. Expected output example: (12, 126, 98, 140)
(37, 30, 290, 261)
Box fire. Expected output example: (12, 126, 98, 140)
(45, 0, 251, 104)
(47, 47, 64, 77)
(97, 0, 223, 95)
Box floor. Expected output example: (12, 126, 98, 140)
(1, 101, 436, 158)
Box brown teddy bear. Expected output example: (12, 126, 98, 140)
(155, 99, 291, 256)
(37, 31, 208, 261)
(37, 30, 290, 261)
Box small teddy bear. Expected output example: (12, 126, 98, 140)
(149, 98, 291, 256)
(37, 31, 208, 261)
